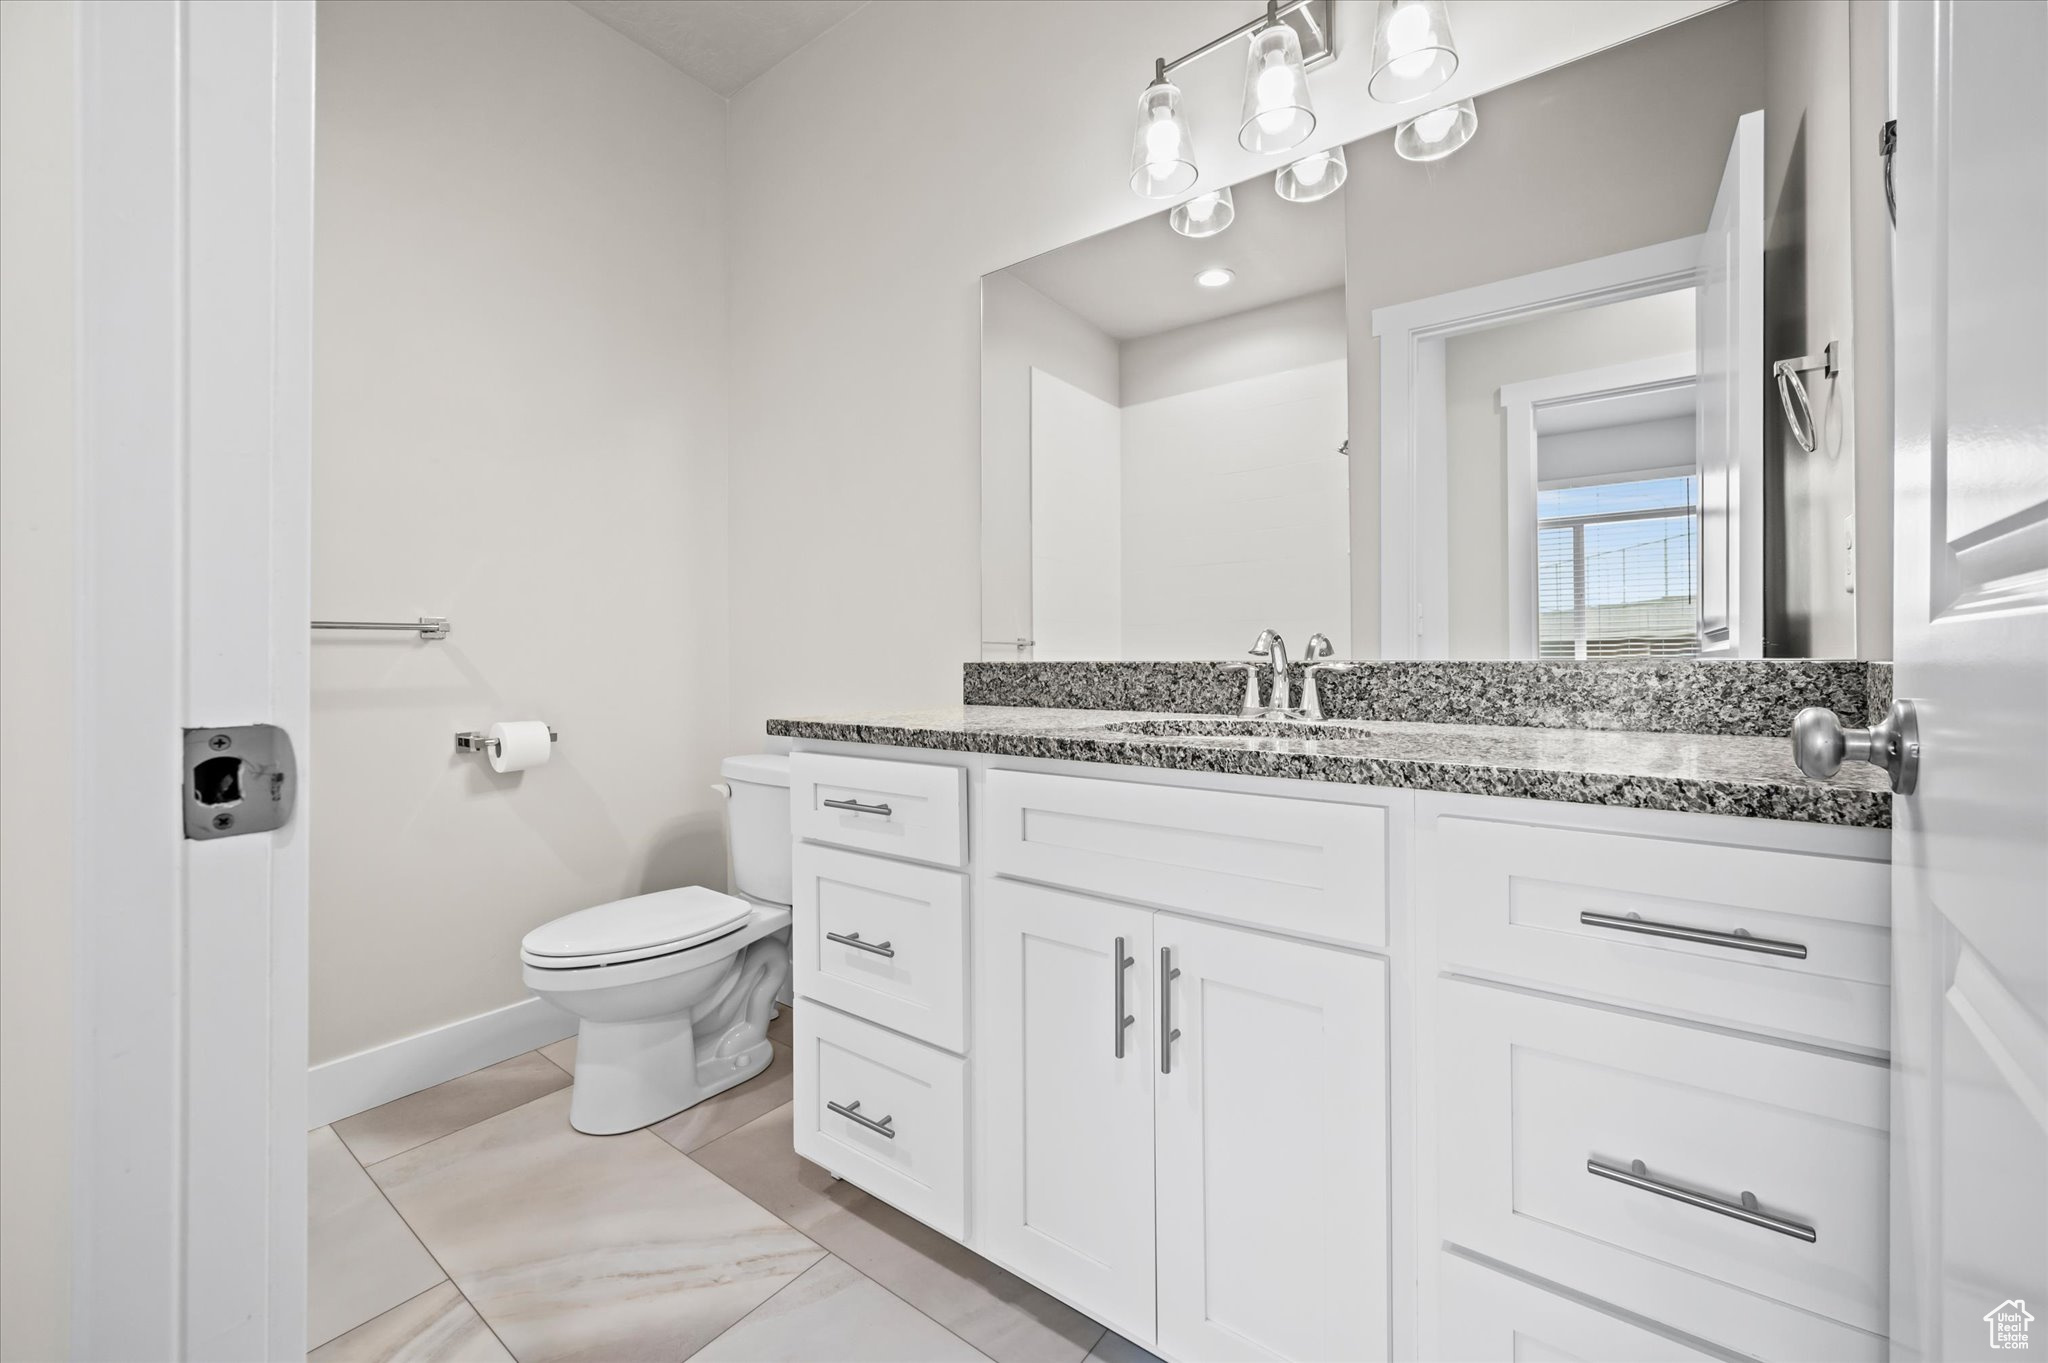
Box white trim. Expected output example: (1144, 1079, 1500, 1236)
(308, 998, 579, 1130)
(1371, 236, 1704, 658)
(73, 5, 314, 1358)
(1499, 354, 1698, 657)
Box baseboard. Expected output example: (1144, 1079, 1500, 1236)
(308, 995, 578, 1129)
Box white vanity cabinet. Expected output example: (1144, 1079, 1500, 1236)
(1416, 793, 1894, 1363)
(977, 879, 1389, 1361)
(784, 739, 1893, 1363)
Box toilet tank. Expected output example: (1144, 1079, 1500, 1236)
(720, 753, 792, 906)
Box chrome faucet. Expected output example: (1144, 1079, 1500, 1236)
(1249, 628, 1293, 716)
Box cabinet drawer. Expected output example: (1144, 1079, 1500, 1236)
(1436, 1253, 1730, 1362)
(793, 843, 966, 1052)
(1433, 814, 1889, 1053)
(983, 770, 1387, 948)
(793, 1003, 965, 1239)
(792, 752, 966, 868)
(1437, 979, 1889, 1346)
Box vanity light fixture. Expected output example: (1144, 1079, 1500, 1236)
(1194, 267, 1236, 288)
(1368, 0, 1459, 104)
(1275, 145, 1348, 201)
(1394, 98, 1477, 161)
(1129, 0, 1334, 198)
(1238, 17, 1316, 153)
(1170, 187, 1236, 238)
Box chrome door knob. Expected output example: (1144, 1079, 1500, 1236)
(1791, 699, 1920, 794)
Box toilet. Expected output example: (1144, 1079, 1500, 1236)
(521, 753, 793, 1135)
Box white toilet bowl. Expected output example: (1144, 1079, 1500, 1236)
(522, 753, 795, 1135)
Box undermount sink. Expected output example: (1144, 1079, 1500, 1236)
(1101, 718, 1372, 741)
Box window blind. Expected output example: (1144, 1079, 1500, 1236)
(1536, 475, 1700, 659)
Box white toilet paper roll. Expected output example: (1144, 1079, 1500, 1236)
(488, 720, 553, 774)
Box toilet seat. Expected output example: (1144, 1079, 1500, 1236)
(521, 886, 751, 970)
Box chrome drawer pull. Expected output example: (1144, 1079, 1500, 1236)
(826, 1099, 896, 1139)
(825, 930, 895, 958)
(1113, 935, 1135, 1059)
(1580, 910, 1807, 960)
(1159, 947, 1182, 1074)
(1587, 1157, 1816, 1243)
(822, 797, 893, 817)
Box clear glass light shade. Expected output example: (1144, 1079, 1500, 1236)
(1238, 24, 1316, 153)
(1170, 187, 1236, 238)
(1129, 79, 1199, 198)
(1274, 145, 1348, 202)
(1394, 98, 1477, 161)
(1368, 0, 1459, 104)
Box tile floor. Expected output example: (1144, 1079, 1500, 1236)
(309, 1005, 1154, 1363)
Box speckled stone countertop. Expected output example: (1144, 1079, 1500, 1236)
(767, 705, 1891, 828)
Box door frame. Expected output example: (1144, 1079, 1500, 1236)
(1371, 235, 1703, 658)
(73, 2, 314, 1357)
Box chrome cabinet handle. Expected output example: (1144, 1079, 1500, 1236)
(1580, 911, 1806, 960)
(826, 1099, 896, 1139)
(1159, 946, 1182, 1074)
(826, 930, 895, 958)
(1790, 699, 1919, 794)
(1587, 1157, 1816, 1243)
(823, 797, 893, 817)
(1113, 935, 1135, 1059)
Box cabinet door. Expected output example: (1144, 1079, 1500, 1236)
(978, 880, 1157, 1347)
(1155, 915, 1387, 1363)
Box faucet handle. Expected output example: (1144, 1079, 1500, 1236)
(1304, 632, 1335, 662)
(1216, 662, 1262, 718)
(1299, 658, 1356, 722)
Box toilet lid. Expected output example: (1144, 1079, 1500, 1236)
(521, 886, 751, 962)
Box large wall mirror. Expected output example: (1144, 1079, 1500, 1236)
(981, 0, 1883, 662)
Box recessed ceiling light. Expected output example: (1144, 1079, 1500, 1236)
(1195, 267, 1235, 288)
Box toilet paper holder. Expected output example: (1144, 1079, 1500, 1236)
(455, 727, 558, 758)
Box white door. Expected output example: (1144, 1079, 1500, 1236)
(1154, 915, 1388, 1363)
(74, 3, 313, 1357)
(1889, 3, 2048, 1360)
(1695, 109, 1765, 657)
(978, 880, 1157, 1346)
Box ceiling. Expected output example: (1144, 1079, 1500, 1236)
(570, 0, 868, 96)
(1005, 178, 1346, 341)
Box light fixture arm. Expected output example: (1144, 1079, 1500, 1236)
(1155, 0, 1314, 79)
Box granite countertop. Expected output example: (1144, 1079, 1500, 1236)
(767, 705, 1892, 828)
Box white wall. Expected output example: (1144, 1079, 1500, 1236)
(1441, 291, 1697, 658)
(724, 0, 1714, 746)
(1121, 287, 1346, 406)
(980, 272, 1119, 655)
(311, 0, 731, 1066)
(0, 5, 75, 1356)
(1121, 358, 1349, 658)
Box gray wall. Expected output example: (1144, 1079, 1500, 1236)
(1344, 1, 1770, 655)
(1763, 0, 1864, 659)
(312, 0, 733, 1065)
